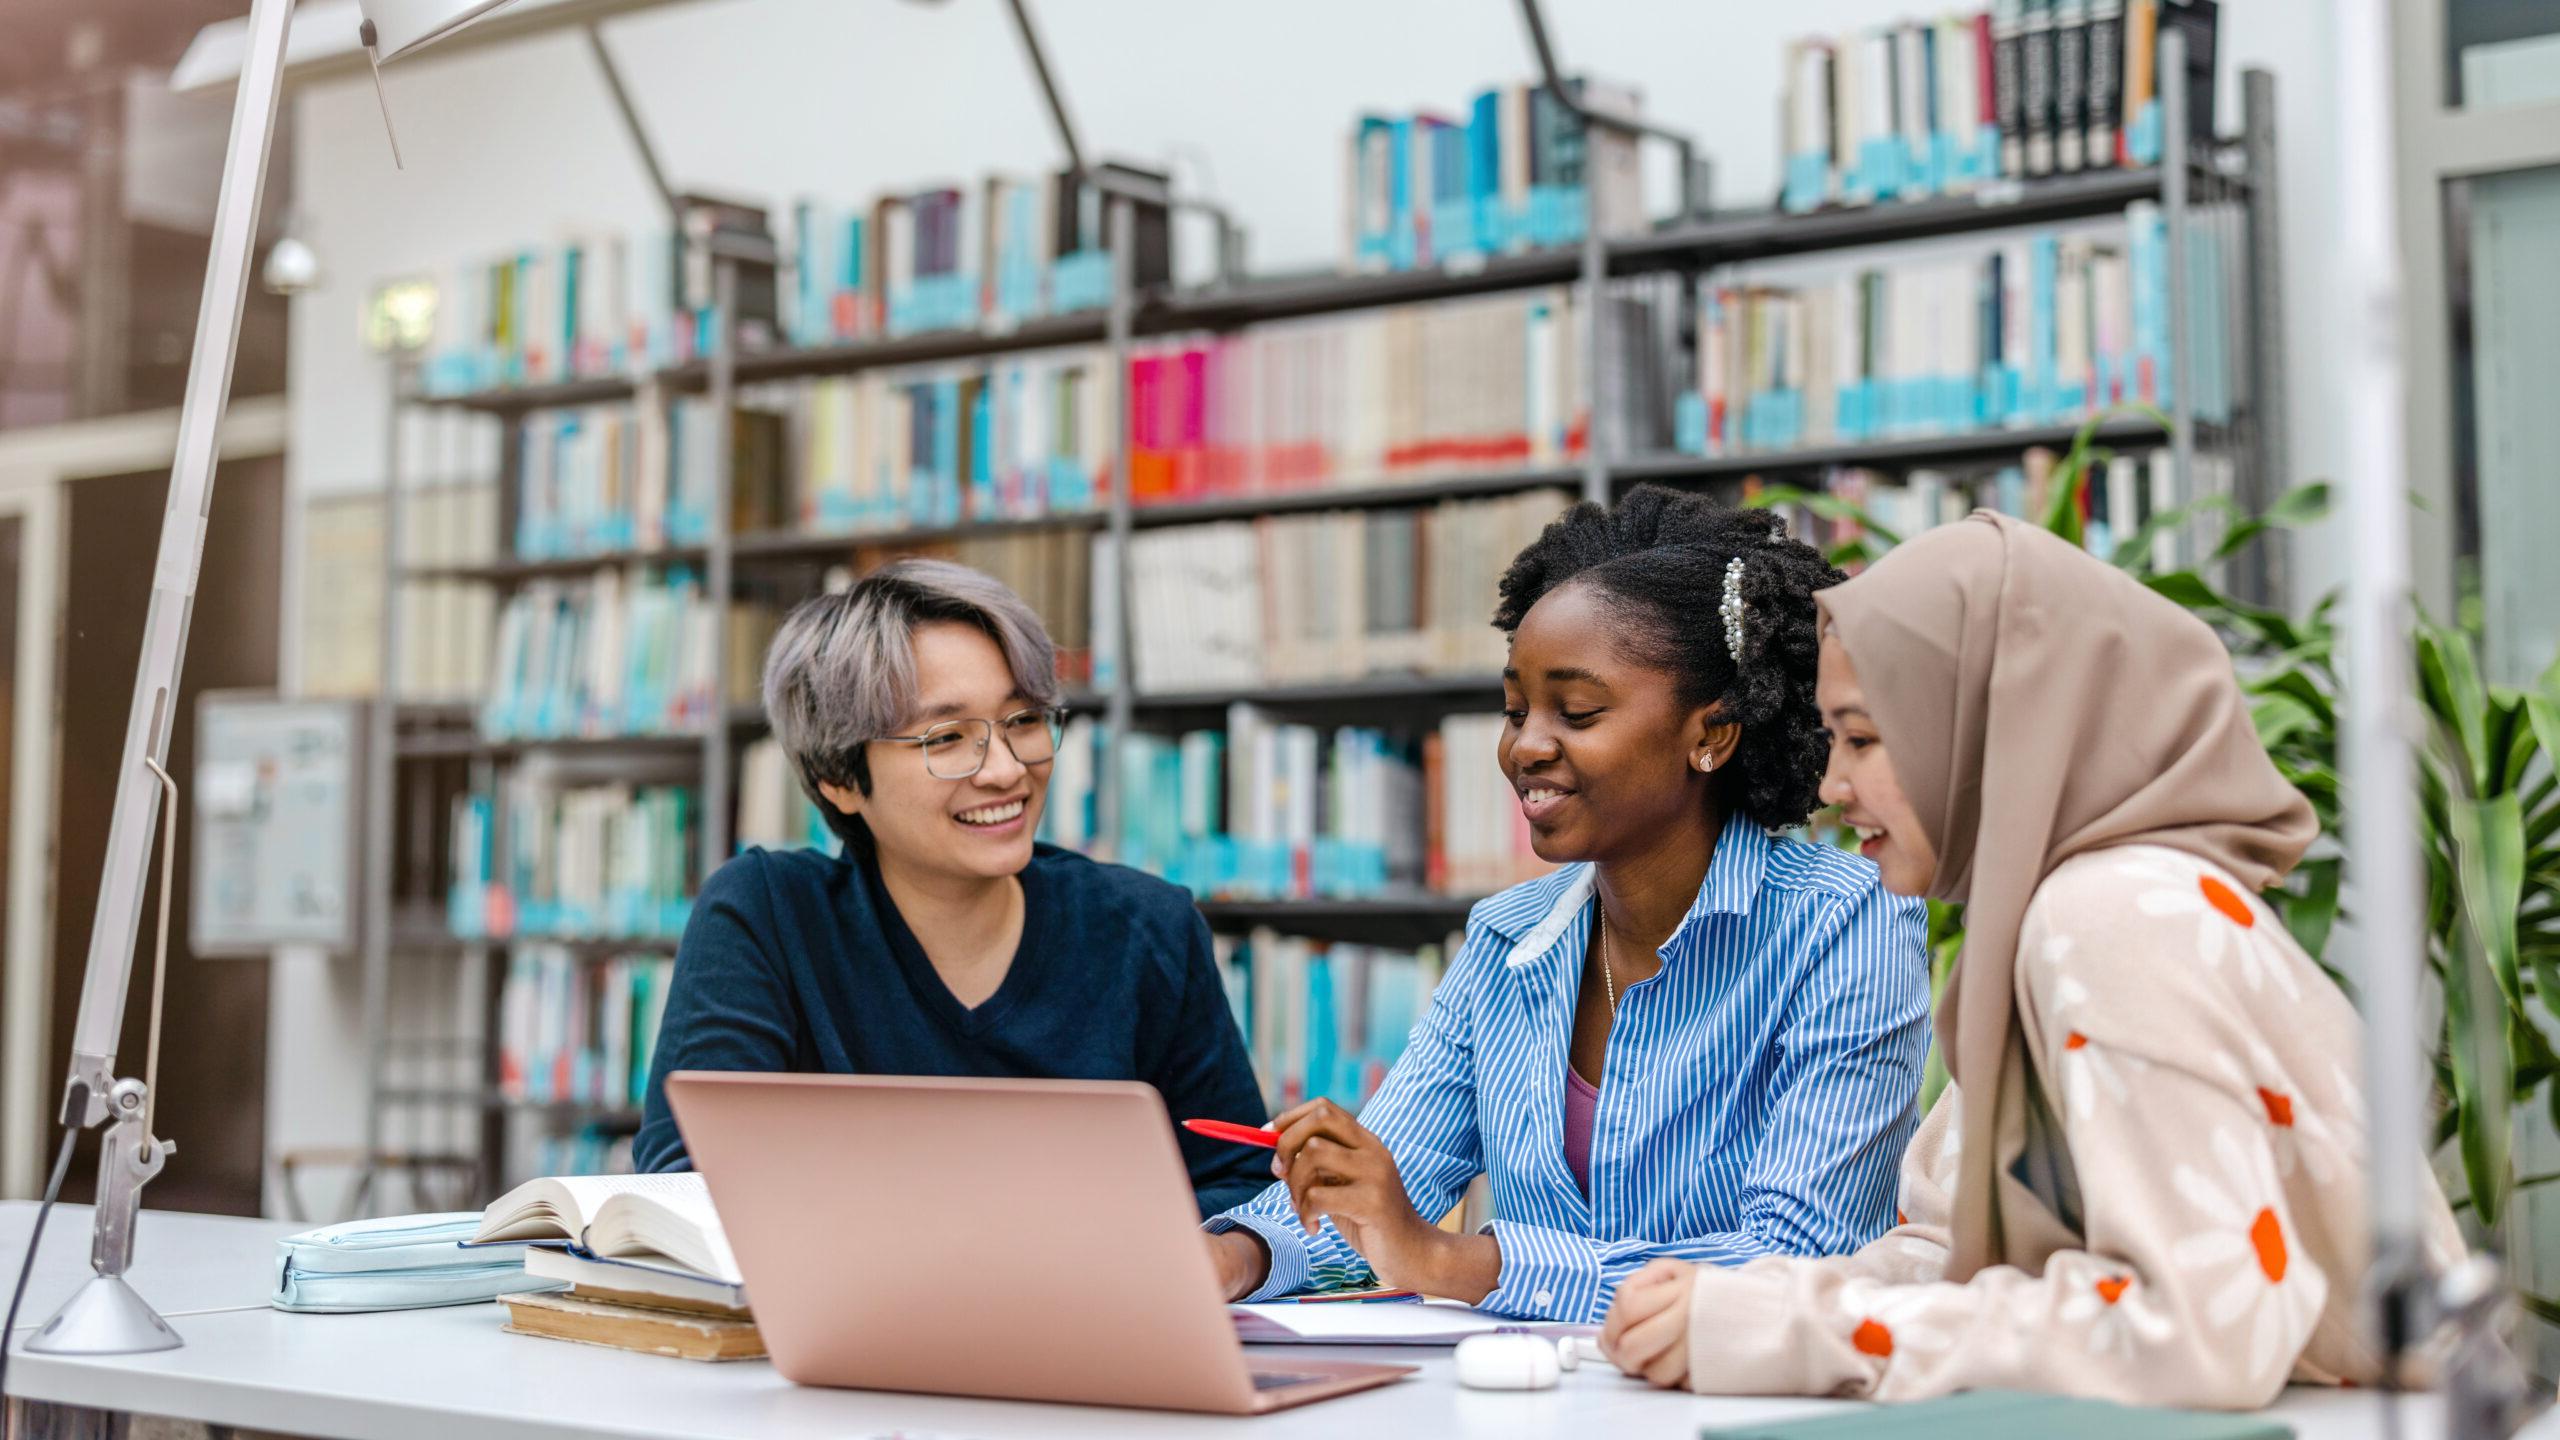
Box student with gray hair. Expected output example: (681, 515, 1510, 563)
(631, 558, 1273, 1214)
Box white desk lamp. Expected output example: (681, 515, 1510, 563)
(22, 0, 523, 1360)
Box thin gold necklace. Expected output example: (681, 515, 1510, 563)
(1598, 905, 1617, 1012)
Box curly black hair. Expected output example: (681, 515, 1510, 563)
(1491, 483, 1844, 831)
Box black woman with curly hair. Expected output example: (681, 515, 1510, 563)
(1203, 485, 1931, 1321)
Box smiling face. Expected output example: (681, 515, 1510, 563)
(818, 619, 1049, 881)
(1497, 581, 1734, 865)
(1816, 635, 1938, 895)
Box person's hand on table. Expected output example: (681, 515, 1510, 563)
(1601, 1257, 1697, 1389)
(1266, 1098, 1495, 1303)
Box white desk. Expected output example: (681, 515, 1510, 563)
(0, 1205, 2494, 1440)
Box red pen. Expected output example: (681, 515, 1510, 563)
(1182, 1118, 1280, 1149)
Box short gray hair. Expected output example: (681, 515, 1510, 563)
(762, 558, 1061, 845)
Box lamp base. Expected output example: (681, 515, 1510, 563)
(22, 1273, 181, 1356)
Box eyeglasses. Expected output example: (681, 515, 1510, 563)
(870, 707, 1066, 780)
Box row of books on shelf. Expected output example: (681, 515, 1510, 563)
(1676, 201, 2228, 456)
(420, 195, 782, 395)
(480, 571, 767, 740)
(513, 401, 771, 559)
(771, 349, 1115, 534)
(1123, 289, 1658, 503)
(1345, 76, 1646, 275)
(393, 479, 503, 702)
(1777, 0, 2219, 214)
(1217, 928, 1453, 1114)
(785, 163, 1171, 345)
(1118, 489, 1569, 695)
(450, 781, 701, 942)
(1041, 709, 1550, 903)
(1753, 443, 2228, 572)
(497, 947, 676, 1110)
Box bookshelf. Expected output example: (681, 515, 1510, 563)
(367, 38, 2282, 1192)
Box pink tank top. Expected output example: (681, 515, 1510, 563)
(1563, 1065, 1600, 1196)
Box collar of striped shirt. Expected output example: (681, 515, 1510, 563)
(1485, 816, 1774, 977)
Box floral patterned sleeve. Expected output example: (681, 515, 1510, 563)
(1675, 846, 2450, 1411)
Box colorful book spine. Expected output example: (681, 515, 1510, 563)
(1216, 931, 1452, 1114)
(1679, 202, 2222, 456)
(498, 946, 677, 1112)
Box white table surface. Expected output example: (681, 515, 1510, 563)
(0, 1204, 2511, 1440)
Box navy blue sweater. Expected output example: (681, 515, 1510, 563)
(633, 843, 1273, 1215)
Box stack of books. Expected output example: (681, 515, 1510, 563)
(1216, 929, 1454, 1113)
(475, 1174, 760, 1362)
(1345, 77, 1647, 273)
(785, 161, 1172, 344)
(1122, 489, 1572, 695)
(1676, 201, 2230, 458)
(777, 349, 1116, 535)
(1777, 0, 2220, 213)
(496, 947, 678, 1111)
(450, 778, 697, 943)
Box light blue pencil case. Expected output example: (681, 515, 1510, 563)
(271, 1211, 568, 1314)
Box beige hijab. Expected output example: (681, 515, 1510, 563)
(1816, 511, 2316, 1280)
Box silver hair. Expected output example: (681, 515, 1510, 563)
(762, 558, 1061, 827)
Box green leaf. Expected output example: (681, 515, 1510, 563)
(2040, 459, 2087, 549)
(2278, 856, 2343, 965)
(2521, 1291, 2560, 1330)
(2441, 924, 2514, 1227)
(2419, 623, 2493, 795)
(2251, 694, 2323, 752)
(2209, 482, 2333, 563)
(2448, 794, 2527, 1014)
(2145, 570, 2220, 610)
(2529, 695, 2560, 793)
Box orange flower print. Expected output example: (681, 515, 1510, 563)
(2212, 1043, 2342, 1184)
(1836, 1280, 1953, 1365)
(2058, 1269, 2171, 1363)
(2128, 857, 2301, 1000)
(2170, 1128, 2325, 1376)
(2034, 933, 2145, 1121)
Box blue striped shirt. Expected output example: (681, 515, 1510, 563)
(1206, 819, 1929, 1322)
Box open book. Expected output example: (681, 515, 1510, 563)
(469, 1172, 739, 1286)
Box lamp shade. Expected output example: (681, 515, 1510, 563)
(358, 0, 523, 62)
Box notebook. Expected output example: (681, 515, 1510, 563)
(1701, 1389, 2294, 1440)
(1230, 1300, 1576, 1346)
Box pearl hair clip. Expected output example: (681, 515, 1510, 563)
(1719, 556, 1747, 664)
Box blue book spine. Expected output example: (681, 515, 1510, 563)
(1467, 91, 1505, 254)
(1386, 117, 1416, 271)
(2029, 233, 2060, 423)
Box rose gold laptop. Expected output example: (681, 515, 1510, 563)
(665, 1071, 1415, 1414)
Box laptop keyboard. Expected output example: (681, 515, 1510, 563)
(1250, 1371, 1324, 1391)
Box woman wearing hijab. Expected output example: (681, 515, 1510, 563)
(1599, 512, 2465, 1408)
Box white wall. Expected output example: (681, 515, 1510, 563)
(271, 0, 2358, 1212)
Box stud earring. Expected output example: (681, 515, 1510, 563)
(1696, 754, 1714, 773)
